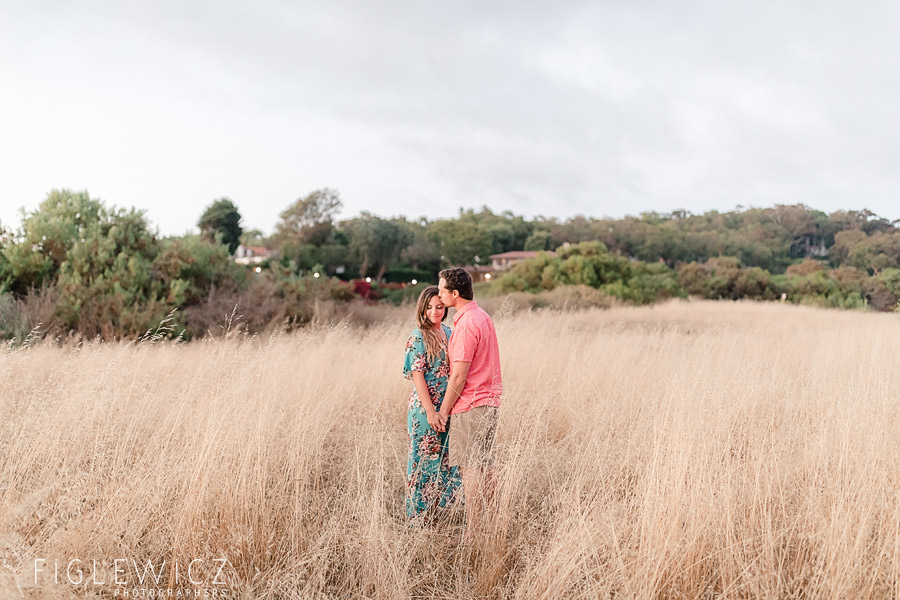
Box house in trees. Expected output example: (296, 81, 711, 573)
(462, 264, 496, 283)
(464, 250, 559, 283)
(790, 235, 829, 258)
(234, 245, 278, 265)
(490, 251, 557, 271)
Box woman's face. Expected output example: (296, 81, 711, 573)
(424, 295, 445, 326)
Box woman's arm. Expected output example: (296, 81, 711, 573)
(412, 371, 443, 431)
(437, 360, 471, 429)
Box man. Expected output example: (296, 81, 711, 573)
(436, 267, 502, 536)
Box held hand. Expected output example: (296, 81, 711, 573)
(437, 409, 450, 433)
(426, 410, 444, 432)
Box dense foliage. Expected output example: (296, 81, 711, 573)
(2, 189, 900, 341)
(198, 197, 243, 255)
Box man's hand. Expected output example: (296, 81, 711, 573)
(427, 410, 445, 432)
(437, 408, 450, 432)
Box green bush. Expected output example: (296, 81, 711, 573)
(495, 251, 559, 292)
(622, 262, 685, 304)
(493, 242, 683, 306)
(154, 235, 244, 306)
(382, 268, 434, 285)
(1, 189, 105, 296)
(55, 207, 167, 338)
(677, 257, 776, 300)
(864, 268, 900, 311)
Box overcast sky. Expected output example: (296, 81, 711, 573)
(3, 1, 900, 236)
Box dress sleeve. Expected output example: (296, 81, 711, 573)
(402, 330, 429, 380)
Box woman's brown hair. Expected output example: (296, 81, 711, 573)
(416, 285, 448, 360)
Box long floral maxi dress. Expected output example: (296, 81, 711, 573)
(402, 325, 462, 519)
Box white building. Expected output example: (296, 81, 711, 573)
(234, 245, 277, 265)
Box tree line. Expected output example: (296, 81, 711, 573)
(2, 189, 900, 342)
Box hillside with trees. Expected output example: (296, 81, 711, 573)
(2, 189, 900, 342)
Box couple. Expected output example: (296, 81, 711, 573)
(402, 267, 502, 526)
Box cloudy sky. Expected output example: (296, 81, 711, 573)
(2, 1, 900, 236)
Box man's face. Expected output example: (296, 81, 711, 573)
(437, 277, 457, 308)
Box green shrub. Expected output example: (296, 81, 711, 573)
(494, 242, 683, 306)
(677, 257, 776, 300)
(383, 268, 433, 284)
(863, 268, 900, 311)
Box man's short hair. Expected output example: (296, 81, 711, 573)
(439, 267, 474, 300)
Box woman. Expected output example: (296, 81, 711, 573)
(402, 285, 462, 520)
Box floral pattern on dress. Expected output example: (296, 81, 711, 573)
(402, 325, 461, 519)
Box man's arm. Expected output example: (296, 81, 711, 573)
(438, 360, 471, 428)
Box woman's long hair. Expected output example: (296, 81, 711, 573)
(416, 285, 448, 361)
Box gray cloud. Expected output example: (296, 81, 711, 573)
(2, 0, 900, 235)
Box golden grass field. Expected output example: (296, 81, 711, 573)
(2, 299, 900, 599)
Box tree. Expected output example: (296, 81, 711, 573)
(864, 268, 900, 311)
(1, 189, 105, 296)
(425, 219, 492, 266)
(274, 188, 342, 248)
(152, 235, 242, 306)
(280, 243, 349, 275)
(397, 218, 440, 273)
(830, 229, 868, 266)
(344, 213, 414, 281)
(56, 207, 165, 338)
(524, 230, 552, 251)
(239, 228, 268, 248)
(676, 257, 775, 300)
(473, 208, 533, 254)
(198, 198, 242, 254)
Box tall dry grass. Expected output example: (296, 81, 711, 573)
(2, 300, 900, 599)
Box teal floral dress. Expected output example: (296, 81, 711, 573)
(402, 325, 462, 519)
